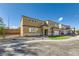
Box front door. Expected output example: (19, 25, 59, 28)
(44, 29, 48, 36)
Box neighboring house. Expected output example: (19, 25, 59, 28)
(20, 16, 74, 36)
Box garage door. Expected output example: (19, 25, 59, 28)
(53, 31, 59, 36)
(63, 31, 67, 35)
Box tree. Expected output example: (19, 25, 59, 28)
(0, 17, 5, 38)
(75, 30, 79, 35)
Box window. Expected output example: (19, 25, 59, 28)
(55, 24, 58, 27)
(29, 27, 38, 32)
(35, 20, 37, 22)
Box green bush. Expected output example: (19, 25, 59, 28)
(0, 17, 5, 37)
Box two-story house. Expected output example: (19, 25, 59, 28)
(20, 16, 71, 36)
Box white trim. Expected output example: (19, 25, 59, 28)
(20, 18, 23, 36)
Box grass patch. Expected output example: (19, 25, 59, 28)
(49, 36, 71, 40)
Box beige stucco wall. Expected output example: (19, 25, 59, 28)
(20, 16, 44, 36)
(22, 16, 44, 27)
(20, 16, 71, 36)
(22, 26, 42, 36)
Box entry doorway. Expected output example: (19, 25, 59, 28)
(44, 29, 48, 36)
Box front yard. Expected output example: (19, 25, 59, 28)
(0, 35, 79, 56)
(49, 36, 72, 40)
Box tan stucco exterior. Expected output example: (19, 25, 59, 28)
(20, 16, 71, 36)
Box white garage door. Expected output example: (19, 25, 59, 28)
(53, 31, 59, 36)
(63, 30, 68, 35)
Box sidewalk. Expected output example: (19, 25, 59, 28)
(0, 35, 20, 39)
(23, 35, 79, 43)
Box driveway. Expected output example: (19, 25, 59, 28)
(0, 35, 79, 56)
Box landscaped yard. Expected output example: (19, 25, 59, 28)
(49, 36, 72, 40)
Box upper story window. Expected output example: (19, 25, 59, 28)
(55, 24, 58, 27)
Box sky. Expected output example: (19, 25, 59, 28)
(0, 3, 79, 29)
